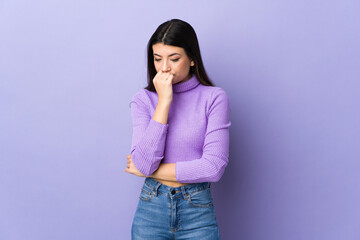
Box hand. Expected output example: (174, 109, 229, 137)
(153, 69, 174, 103)
(125, 154, 147, 178)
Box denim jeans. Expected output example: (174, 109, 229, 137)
(131, 177, 220, 239)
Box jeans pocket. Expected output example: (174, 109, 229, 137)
(187, 187, 214, 208)
(139, 185, 154, 201)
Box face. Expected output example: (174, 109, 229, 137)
(152, 43, 194, 84)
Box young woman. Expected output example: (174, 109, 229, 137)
(125, 19, 231, 239)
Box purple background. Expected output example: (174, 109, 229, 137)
(1, 0, 359, 239)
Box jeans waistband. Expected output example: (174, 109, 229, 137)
(143, 177, 211, 197)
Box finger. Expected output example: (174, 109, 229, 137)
(159, 71, 170, 78)
(155, 71, 171, 83)
(153, 71, 162, 83)
(166, 73, 174, 81)
(156, 70, 166, 78)
(160, 74, 173, 85)
(156, 69, 164, 75)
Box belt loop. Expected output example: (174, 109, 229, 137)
(153, 182, 161, 197)
(209, 182, 211, 188)
(181, 186, 189, 200)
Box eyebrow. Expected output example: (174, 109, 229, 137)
(153, 53, 182, 57)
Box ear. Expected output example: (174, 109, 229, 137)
(190, 60, 195, 66)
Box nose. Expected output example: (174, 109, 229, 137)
(161, 60, 170, 72)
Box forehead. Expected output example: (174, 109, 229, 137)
(152, 43, 185, 55)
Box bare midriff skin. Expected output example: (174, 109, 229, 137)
(155, 178, 188, 188)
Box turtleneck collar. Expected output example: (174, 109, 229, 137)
(172, 74, 200, 93)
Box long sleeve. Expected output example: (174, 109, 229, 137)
(175, 88, 231, 183)
(129, 91, 169, 176)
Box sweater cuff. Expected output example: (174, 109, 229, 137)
(147, 118, 169, 141)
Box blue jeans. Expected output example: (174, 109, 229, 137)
(131, 177, 220, 239)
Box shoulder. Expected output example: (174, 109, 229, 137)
(130, 89, 157, 106)
(199, 85, 230, 104)
(211, 86, 229, 99)
(199, 86, 230, 115)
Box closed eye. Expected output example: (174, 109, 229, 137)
(154, 58, 180, 62)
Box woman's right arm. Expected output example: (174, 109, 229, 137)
(129, 71, 173, 176)
(152, 100, 171, 124)
(152, 70, 173, 124)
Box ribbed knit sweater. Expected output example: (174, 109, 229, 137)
(129, 74, 231, 183)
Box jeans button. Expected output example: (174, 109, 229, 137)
(171, 189, 176, 195)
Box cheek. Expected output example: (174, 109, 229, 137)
(174, 61, 189, 72)
(154, 62, 161, 71)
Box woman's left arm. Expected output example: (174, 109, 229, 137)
(175, 88, 231, 183)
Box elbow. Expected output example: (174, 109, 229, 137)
(208, 168, 225, 183)
(204, 158, 228, 183)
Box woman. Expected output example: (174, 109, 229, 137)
(125, 19, 231, 239)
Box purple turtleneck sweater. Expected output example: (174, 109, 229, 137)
(129, 74, 231, 183)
